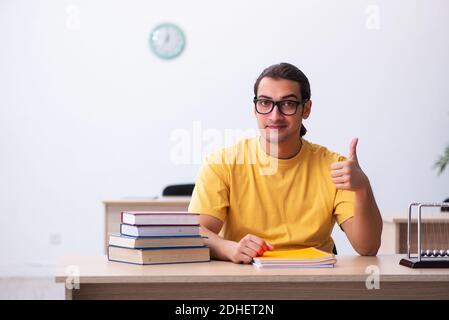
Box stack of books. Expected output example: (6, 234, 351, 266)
(252, 247, 336, 268)
(107, 211, 210, 265)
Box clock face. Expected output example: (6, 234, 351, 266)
(149, 23, 186, 60)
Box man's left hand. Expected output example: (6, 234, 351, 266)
(330, 137, 369, 192)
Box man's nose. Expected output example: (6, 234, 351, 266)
(268, 104, 284, 121)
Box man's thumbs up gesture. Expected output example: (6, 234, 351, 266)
(330, 137, 369, 192)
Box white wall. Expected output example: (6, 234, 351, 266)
(1, 0, 448, 274)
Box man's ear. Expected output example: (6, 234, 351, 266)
(302, 100, 312, 119)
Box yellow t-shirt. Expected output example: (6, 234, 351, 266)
(188, 135, 355, 253)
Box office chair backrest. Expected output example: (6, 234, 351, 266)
(442, 198, 449, 212)
(162, 184, 195, 196)
(332, 245, 338, 255)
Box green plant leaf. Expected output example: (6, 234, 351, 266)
(434, 145, 449, 175)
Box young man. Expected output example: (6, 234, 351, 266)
(188, 63, 382, 264)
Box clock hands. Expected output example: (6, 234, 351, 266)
(150, 23, 185, 59)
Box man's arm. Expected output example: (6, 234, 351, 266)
(199, 214, 274, 264)
(330, 137, 382, 256)
(198, 215, 232, 261)
(340, 182, 382, 256)
(189, 158, 273, 263)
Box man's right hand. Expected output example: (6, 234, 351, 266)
(225, 234, 274, 264)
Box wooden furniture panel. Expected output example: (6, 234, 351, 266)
(55, 255, 449, 300)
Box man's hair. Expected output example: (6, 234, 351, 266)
(254, 63, 310, 137)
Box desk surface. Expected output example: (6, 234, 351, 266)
(55, 255, 449, 284)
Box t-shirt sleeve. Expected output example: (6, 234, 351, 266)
(332, 155, 355, 225)
(334, 189, 355, 225)
(188, 154, 230, 222)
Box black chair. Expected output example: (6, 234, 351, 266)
(162, 184, 195, 196)
(332, 245, 338, 255)
(442, 198, 449, 212)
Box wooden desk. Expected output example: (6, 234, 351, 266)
(55, 255, 449, 300)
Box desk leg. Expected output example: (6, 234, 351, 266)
(65, 288, 73, 300)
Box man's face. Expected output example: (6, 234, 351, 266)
(255, 77, 312, 144)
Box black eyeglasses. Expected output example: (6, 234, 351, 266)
(253, 97, 307, 116)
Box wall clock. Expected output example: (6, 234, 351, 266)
(149, 23, 186, 60)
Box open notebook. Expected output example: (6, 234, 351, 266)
(252, 247, 336, 268)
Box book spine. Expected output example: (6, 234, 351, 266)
(120, 224, 202, 237)
(129, 223, 200, 227)
(107, 258, 211, 266)
(121, 211, 200, 215)
(108, 245, 208, 251)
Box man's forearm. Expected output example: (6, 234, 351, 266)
(199, 226, 234, 261)
(352, 181, 383, 255)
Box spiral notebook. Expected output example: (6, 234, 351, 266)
(252, 247, 336, 268)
